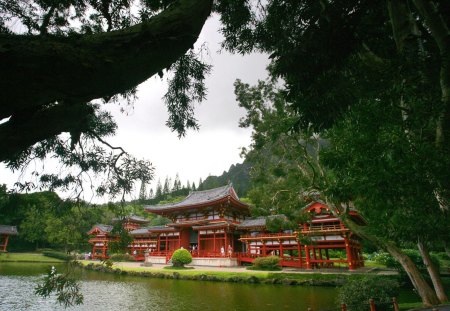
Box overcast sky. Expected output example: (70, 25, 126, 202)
(0, 14, 269, 202)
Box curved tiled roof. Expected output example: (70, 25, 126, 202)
(112, 215, 150, 224)
(0, 225, 18, 235)
(236, 215, 286, 230)
(129, 228, 151, 235)
(88, 224, 113, 234)
(145, 184, 246, 212)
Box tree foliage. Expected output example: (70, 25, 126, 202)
(0, 0, 213, 198)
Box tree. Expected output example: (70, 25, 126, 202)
(172, 173, 181, 192)
(138, 180, 147, 202)
(162, 176, 171, 195)
(155, 179, 163, 198)
(235, 78, 446, 306)
(0, 0, 213, 198)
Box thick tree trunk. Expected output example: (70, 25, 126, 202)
(339, 211, 440, 306)
(417, 239, 449, 303)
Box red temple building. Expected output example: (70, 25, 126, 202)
(87, 185, 366, 270)
(144, 185, 250, 266)
(0, 225, 18, 252)
(237, 201, 366, 270)
(88, 216, 150, 259)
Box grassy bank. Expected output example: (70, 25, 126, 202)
(78, 260, 393, 286)
(0, 252, 63, 263)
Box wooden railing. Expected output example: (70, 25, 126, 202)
(301, 224, 349, 234)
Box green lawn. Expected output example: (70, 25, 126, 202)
(0, 252, 63, 263)
(78, 260, 383, 283)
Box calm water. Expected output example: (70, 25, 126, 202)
(0, 263, 339, 311)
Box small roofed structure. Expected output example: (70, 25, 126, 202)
(144, 185, 250, 265)
(112, 215, 150, 231)
(0, 225, 18, 252)
(87, 224, 114, 259)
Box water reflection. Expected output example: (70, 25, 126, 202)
(0, 263, 337, 311)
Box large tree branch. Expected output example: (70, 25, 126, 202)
(0, 103, 95, 162)
(0, 0, 213, 120)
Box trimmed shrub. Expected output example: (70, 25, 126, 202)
(337, 276, 400, 310)
(248, 256, 281, 271)
(110, 253, 135, 262)
(42, 250, 74, 261)
(171, 249, 192, 267)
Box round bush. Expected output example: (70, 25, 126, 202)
(171, 249, 192, 267)
(248, 256, 281, 271)
(337, 276, 400, 310)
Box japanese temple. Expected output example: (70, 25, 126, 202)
(0, 225, 18, 252)
(87, 185, 366, 270)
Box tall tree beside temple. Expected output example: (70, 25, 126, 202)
(148, 188, 155, 200)
(163, 177, 171, 195)
(138, 181, 147, 202)
(155, 180, 163, 199)
(235, 78, 447, 306)
(173, 174, 181, 192)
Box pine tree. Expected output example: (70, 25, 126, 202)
(139, 180, 147, 201)
(186, 180, 191, 190)
(155, 179, 163, 198)
(173, 173, 181, 191)
(163, 177, 170, 194)
(197, 178, 203, 190)
(148, 188, 154, 199)
(191, 182, 196, 191)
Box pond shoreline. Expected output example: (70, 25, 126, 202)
(79, 260, 395, 287)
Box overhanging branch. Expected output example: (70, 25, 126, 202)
(0, 0, 213, 119)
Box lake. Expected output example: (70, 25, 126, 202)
(0, 262, 339, 311)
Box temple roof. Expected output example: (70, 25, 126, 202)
(129, 228, 152, 235)
(111, 215, 150, 224)
(236, 215, 286, 230)
(0, 225, 18, 235)
(145, 184, 248, 214)
(88, 224, 113, 234)
(147, 225, 177, 233)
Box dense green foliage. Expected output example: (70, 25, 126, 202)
(337, 276, 400, 309)
(247, 256, 281, 271)
(171, 249, 192, 267)
(199, 162, 251, 197)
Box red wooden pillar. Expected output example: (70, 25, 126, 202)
(297, 241, 302, 267)
(157, 234, 160, 252)
(213, 231, 216, 254)
(262, 240, 266, 256)
(344, 236, 355, 270)
(318, 248, 323, 268)
(224, 230, 228, 252)
(165, 235, 168, 252)
(197, 232, 201, 255)
(305, 245, 311, 269)
(279, 239, 283, 258)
